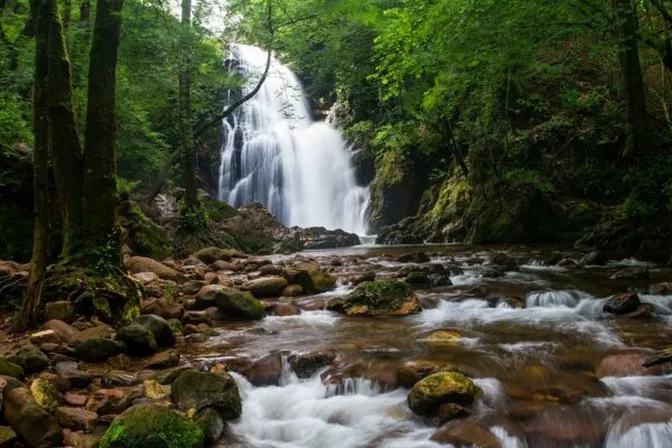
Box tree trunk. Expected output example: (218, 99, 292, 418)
(46, 0, 84, 261)
(63, 0, 71, 28)
(22, 0, 50, 329)
(180, 0, 198, 209)
(614, 0, 651, 154)
(82, 0, 123, 265)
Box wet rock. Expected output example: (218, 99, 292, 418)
(184, 333, 208, 343)
(29, 377, 62, 411)
(59, 369, 94, 388)
(150, 366, 194, 385)
(102, 370, 138, 387)
(86, 389, 134, 415)
(45, 301, 75, 323)
(428, 274, 452, 288)
(623, 303, 655, 318)
(603, 292, 640, 315)
(183, 310, 214, 325)
(142, 298, 184, 320)
(281, 284, 303, 297)
(195, 407, 224, 445)
(259, 264, 286, 277)
(353, 271, 376, 285)
(115, 323, 157, 356)
(431, 421, 500, 448)
(211, 287, 264, 320)
(407, 372, 482, 415)
(98, 404, 204, 448)
(490, 252, 518, 271)
(63, 429, 100, 448)
(557, 258, 577, 267)
(397, 252, 430, 263)
(74, 339, 125, 363)
(171, 370, 242, 419)
(651, 282, 672, 295)
(143, 379, 170, 399)
(145, 350, 180, 369)
(597, 351, 661, 377)
(396, 360, 441, 388)
(610, 266, 649, 280)
(136, 314, 176, 348)
(127, 256, 180, 281)
(0, 358, 24, 379)
(436, 403, 470, 425)
(298, 227, 360, 249)
(40, 343, 75, 357)
(63, 391, 88, 407)
(55, 407, 98, 432)
(69, 324, 114, 344)
(290, 262, 337, 293)
(425, 330, 461, 345)
(405, 271, 430, 288)
(182, 280, 206, 296)
(579, 251, 607, 266)
(8, 346, 49, 374)
(271, 302, 301, 316)
(40, 320, 79, 343)
(643, 346, 672, 368)
(289, 351, 337, 378)
(30, 330, 61, 346)
(480, 268, 505, 279)
(326, 281, 422, 316)
(0, 426, 18, 446)
(2, 387, 63, 448)
(244, 276, 289, 298)
(245, 353, 283, 386)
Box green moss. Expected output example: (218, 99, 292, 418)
(327, 280, 421, 316)
(99, 404, 204, 448)
(201, 196, 238, 222)
(124, 202, 172, 260)
(408, 372, 482, 415)
(30, 378, 62, 411)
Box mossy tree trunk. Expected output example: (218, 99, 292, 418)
(82, 0, 123, 266)
(180, 0, 199, 209)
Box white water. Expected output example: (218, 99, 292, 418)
(218, 44, 370, 235)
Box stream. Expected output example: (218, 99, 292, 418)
(187, 245, 672, 447)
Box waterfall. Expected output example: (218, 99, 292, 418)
(218, 44, 370, 235)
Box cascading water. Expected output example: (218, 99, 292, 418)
(218, 44, 370, 235)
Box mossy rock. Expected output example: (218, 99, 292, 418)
(171, 371, 242, 420)
(207, 287, 264, 320)
(116, 323, 158, 356)
(74, 338, 125, 363)
(407, 372, 482, 415)
(120, 201, 172, 260)
(29, 377, 63, 411)
(191, 247, 239, 265)
(98, 403, 204, 448)
(8, 346, 48, 374)
(0, 358, 24, 379)
(326, 281, 422, 316)
(291, 262, 336, 293)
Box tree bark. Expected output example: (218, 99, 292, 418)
(614, 0, 651, 154)
(46, 0, 84, 261)
(82, 0, 123, 264)
(22, 0, 50, 329)
(180, 0, 198, 209)
(63, 0, 71, 28)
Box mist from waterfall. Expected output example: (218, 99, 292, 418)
(218, 44, 370, 235)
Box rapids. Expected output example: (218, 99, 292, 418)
(185, 245, 672, 447)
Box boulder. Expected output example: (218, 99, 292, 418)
(245, 353, 283, 386)
(69, 324, 114, 344)
(244, 276, 289, 298)
(271, 303, 301, 316)
(579, 251, 608, 266)
(145, 350, 180, 369)
(651, 282, 672, 295)
(437, 403, 470, 425)
(63, 429, 100, 448)
(293, 262, 337, 293)
(8, 346, 48, 374)
(2, 387, 63, 448)
(74, 339, 125, 363)
(131, 272, 159, 285)
(182, 280, 205, 295)
(610, 266, 650, 280)
(98, 404, 204, 448)
(143, 379, 170, 399)
(150, 366, 194, 385)
(259, 264, 286, 277)
(142, 298, 184, 320)
(281, 284, 303, 297)
(326, 281, 422, 316)
(214, 288, 264, 320)
(116, 323, 157, 356)
(289, 351, 337, 378)
(195, 284, 224, 309)
(44, 301, 75, 323)
(407, 372, 482, 415)
(55, 407, 98, 432)
(490, 252, 518, 271)
(431, 421, 500, 448)
(171, 371, 242, 419)
(59, 369, 94, 388)
(29, 377, 62, 411)
(182, 310, 214, 326)
(192, 247, 237, 264)
(195, 407, 224, 445)
(127, 256, 179, 281)
(604, 292, 640, 315)
(0, 358, 24, 379)
(136, 314, 176, 347)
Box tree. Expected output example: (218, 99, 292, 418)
(180, 0, 199, 210)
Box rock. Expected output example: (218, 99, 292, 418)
(244, 276, 289, 298)
(195, 284, 223, 308)
(431, 421, 500, 447)
(490, 252, 518, 271)
(405, 271, 430, 288)
(116, 323, 157, 356)
(0, 426, 17, 447)
(289, 262, 337, 293)
(557, 258, 577, 267)
(281, 284, 303, 297)
(407, 372, 482, 416)
(102, 370, 138, 387)
(86, 389, 134, 415)
(0, 358, 24, 379)
(150, 366, 194, 385)
(63, 429, 100, 448)
(29, 377, 62, 411)
(597, 352, 661, 377)
(643, 347, 672, 368)
(195, 407, 224, 445)
(623, 303, 655, 318)
(59, 369, 94, 388)
(40, 343, 75, 357)
(610, 266, 650, 280)
(145, 350, 180, 369)
(428, 274, 452, 288)
(136, 314, 176, 348)
(604, 292, 640, 315)
(426, 330, 461, 345)
(297, 227, 360, 249)
(260, 264, 286, 277)
(143, 379, 170, 399)
(69, 324, 114, 344)
(353, 271, 376, 285)
(326, 281, 422, 316)
(63, 391, 88, 407)
(127, 256, 179, 281)
(271, 303, 301, 316)
(74, 338, 125, 363)
(397, 252, 430, 263)
(2, 387, 63, 448)
(651, 282, 672, 295)
(8, 346, 49, 374)
(131, 272, 159, 285)
(55, 407, 98, 432)
(171, 370, 242, 419)
(289, 351, 337, 378)
(436, 403, 470, 425)
(579, 251, 607, 266)
(45, 301, 75, 322)
(143, 298, 184, 320)
(204, 286, 264, 320)
(98, 404, 204, 448)
(182, 280, 205, 295)
(182, 310, 213, 326)
(192, 247, 237, 264)
(396, 360, 441, 388)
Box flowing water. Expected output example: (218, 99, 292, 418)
(188, 245, 672, 447)
(217, 45, 369, 235)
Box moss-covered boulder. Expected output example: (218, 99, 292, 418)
(29, 377, 63, 411)
(2, 387, 63, 448)
(326, 281, 422, 316)
(171, 371, 242, 419)
(191, 247, 239, 265)
(136, 314, 176, 348)
(244, 276, 288, 298)
(197, 286, 264, 320)
(115, 323, 158, 356)
(407, 372, 482, 416)
(291, 262, 336, 293)
(195, 408, 224, 445)
(98, 404, 204, 448)
(8, 346, 48, 374)
(74, 338, 125, 363)
(0, 358, 24, 379)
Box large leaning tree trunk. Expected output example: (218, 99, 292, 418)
(614, 0, 651, 154)
(180, 0, 199, 210)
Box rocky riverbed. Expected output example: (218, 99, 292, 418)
(1, 244, 672, 447)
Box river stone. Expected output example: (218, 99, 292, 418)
(195, 407, 224, 445)
(289, 351, 337, 378)
(145, 350, 180, 369)
(437, 403, 470, 425)
(74, 338, 125, 363)
(63, 429, 101, 448)
(127, 256, 179, 281)
(171, 370, 242, 419)
(205, 287, 264, 320)
(143, 298, 185, 320)
(408, 372, 482, 415)
(245, 353, 283, 386)
(192, 247, 238, 264)
(0, 426, 17, 446)
(56, 406, 98, 432)
(579, 251, 608, 266)
(182, 280, 205, 295)
(281, 284, 303, 297)
(397, 252, 430, 263)
(98, 404, 204, 448)
(603, 292, 640, 315)
(426, 330, 461, 345)
(116, 323, 157, 356)
(244, 276, 288, 298)
(182, 310, 213, 326)
(150, 365, 194, 385)
(40, 319, 78, 342)
(643, 346, 672, 368)
(2, 387, 63, 448)
(293, 262, 337, 293)
(102, 370, 138, 387)
(8, 346, 49, 374)
(0, 358, 24, 379)
(136, 314, 176, 347)
(69, 324, 114, 344)
(651, 282, 672, 295)
(143, 379, 170, 399)
(431, 421, 500, 448)
(272, 302, 301, 316)
(29, 377, 62, 411)
(326, 281, 422, 316)
(59, 369, 94, 388)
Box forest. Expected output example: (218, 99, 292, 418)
(1, 0, 672, 447)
